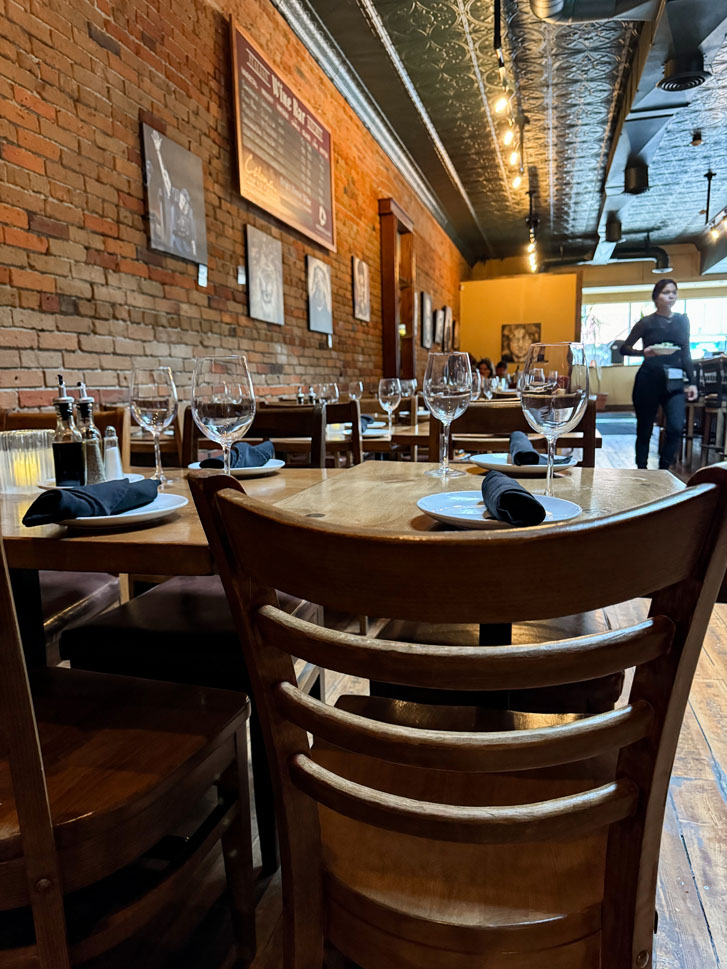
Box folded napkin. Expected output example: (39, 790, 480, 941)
(360, 414, 375, 432)
(481, 470, 546, 527)
(23, 477, 159, 526)
(509, 431, 572, 467)
(199, 439, 275, 469)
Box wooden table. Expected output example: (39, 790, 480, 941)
(389, 421, 603, 455)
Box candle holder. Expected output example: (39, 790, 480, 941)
(0, 430, 54, 494)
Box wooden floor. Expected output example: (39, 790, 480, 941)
(244, 421, 727, 969)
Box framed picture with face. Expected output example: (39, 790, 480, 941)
(501, 322, 541, 364)
(421, 292, 433, 349)
(246, 224, 284, 325)
(307, 255, 333, 334)
(434, 308, 444, 346)
(352, 256, 370, 322)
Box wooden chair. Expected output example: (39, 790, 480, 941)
(0, 407, 131, 654)
(429, 397, 598, 467)
(181, 404, 326, 469)
(0, 523, 255, 968)
(189, 464, 727, 969)
(324, 400, 363, 467)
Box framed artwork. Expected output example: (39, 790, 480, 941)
(352, 256, 370, 322)
(142, 123, 208, 265)
(501, 322, 541, 364)
(443, 306, 453, 351)
(453, 318, 460, 350)
(246, 224, 284, 326)
(421, 292, 433, 349)
(307, 255, 333, 334)
(434, 308, 444, 346)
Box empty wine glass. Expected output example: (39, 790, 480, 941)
(481, 377, 494, 400)
(520, 343, 589, 497)
(378, 378, 401, 436)
(348, 380, 364, 402)
(192, 355, 256, 475)
(422, 352, 472, 477)
(129, 366, 178, 486)
(400, 378, 417, 398)
(470, 370, 482, 401)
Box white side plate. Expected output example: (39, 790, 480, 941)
(468, 453, 578, 476)
(57, 493, 188, 529)
(649, 344, 679, 356)
(187, 458, 285, 478)
(38, 472, 145, 490)
(417, 490, 581, 529)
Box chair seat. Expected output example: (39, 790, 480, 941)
(0, 667, 248, 906)
(315, 700, 609, 969)
(377, 612, 623, 713)
(40, 570, 119, 638)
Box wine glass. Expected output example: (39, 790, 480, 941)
(481, 377, 494, 400)
(348, 380, 363, 402)
(129, 366, 178, 486)
(400, 378, 417, 398)
(191, 356, 256, 475)
(422, 352, 472, 477)
(520, 343, 589, 497)
(470, 371, 482, 401)
(378, 378, 401, 436)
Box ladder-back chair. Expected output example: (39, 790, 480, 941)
(190, 464, 727, 969)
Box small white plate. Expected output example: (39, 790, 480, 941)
(468, 453, 578, 476)
(38, 473, 145, 490)
(362, 427, 389, 438)
(649, 344, 679, 356)
(187, 458, 285, 478)
(57, 493, 188, 529)
(492, 388, 520, 396)
(417, 490, 581, 529)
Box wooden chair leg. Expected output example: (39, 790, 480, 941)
(219, 730, 257, 967)
(250, 710, 279, 878)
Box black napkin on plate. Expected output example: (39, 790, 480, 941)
(360, 414, 375, 432)
(509, 431, 572, 467)
(23, 477, 159, 526)
(481, 470, 546, 526)
(199, 439, 275, 469)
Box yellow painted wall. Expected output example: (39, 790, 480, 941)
(460, 273, 581, 364)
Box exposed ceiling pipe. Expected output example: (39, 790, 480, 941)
(530, 0, 660, 23)
(612, 243, 672, 273)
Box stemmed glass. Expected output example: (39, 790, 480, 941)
(348, 380, 363, 402)
(191, 355, 256, 475)
(129, 366, 178, 487)
(520, 343, 589, 497)
(470, 371, 482, 401)
(423, 352, 472, 477)
(378, 378, 401, 436)
(481, 377, 494, 400)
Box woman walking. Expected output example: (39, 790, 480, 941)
(620, 279, 698, 469)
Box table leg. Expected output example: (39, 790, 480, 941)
(9, 568, 46, 668)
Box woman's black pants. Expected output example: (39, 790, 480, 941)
(632, 368, 685, 469)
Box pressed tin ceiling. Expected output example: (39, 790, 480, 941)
(285, 0, 727, 267)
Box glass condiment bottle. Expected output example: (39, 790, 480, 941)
(103, 425, 124, 480)
(76, 381, 106, 484)
(52, 374, 84, 486)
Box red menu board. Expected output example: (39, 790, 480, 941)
(231, 21, 336, 251)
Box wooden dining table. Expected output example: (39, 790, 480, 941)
(3, 462, 683, 663)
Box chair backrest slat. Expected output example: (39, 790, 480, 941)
(290, 754, 640, 844)
(258, 607, 673, 690)
(276, 683, 655, 772)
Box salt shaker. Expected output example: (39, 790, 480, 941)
(103, 426, 124, 480)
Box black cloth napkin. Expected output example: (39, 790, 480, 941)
(360, 414, 375, 432)
(481, 470, 546, 527)
(199, 439, 275, 469)
(509, 431, 572, 467)
(23, 477, 159, 526)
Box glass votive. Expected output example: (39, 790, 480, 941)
(0, 430, 54, 494)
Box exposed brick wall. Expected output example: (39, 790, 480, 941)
(0, 0, 469, 408)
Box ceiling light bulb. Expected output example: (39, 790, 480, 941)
(503, 128, 514, 147)
(509, 151, 519, 167)
(527, 241, 536, 253)
(494, 96, 508, 114)
(512, 174, 522, 189)
(710, 226, 720, 240)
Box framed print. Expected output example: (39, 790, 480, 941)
(231, 21, 335, 251)
(246, 224, 284, 325)
(443, 306, 453, 351)
(434, 308, 444, 345)
(453, 318, 460, 350)
(421, 292, 433, 349)
(352, 256, 370, 322)
(501, 322, 541, 364)
(307, 255, 333, 334)
(142, 123, 208, 265)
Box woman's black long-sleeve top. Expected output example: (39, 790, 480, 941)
(620, 312, 694, 384)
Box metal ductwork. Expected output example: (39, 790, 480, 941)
(657, 52, 711, 92)
(530, 0, 660, 23)
(612, 244, 672, 274)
